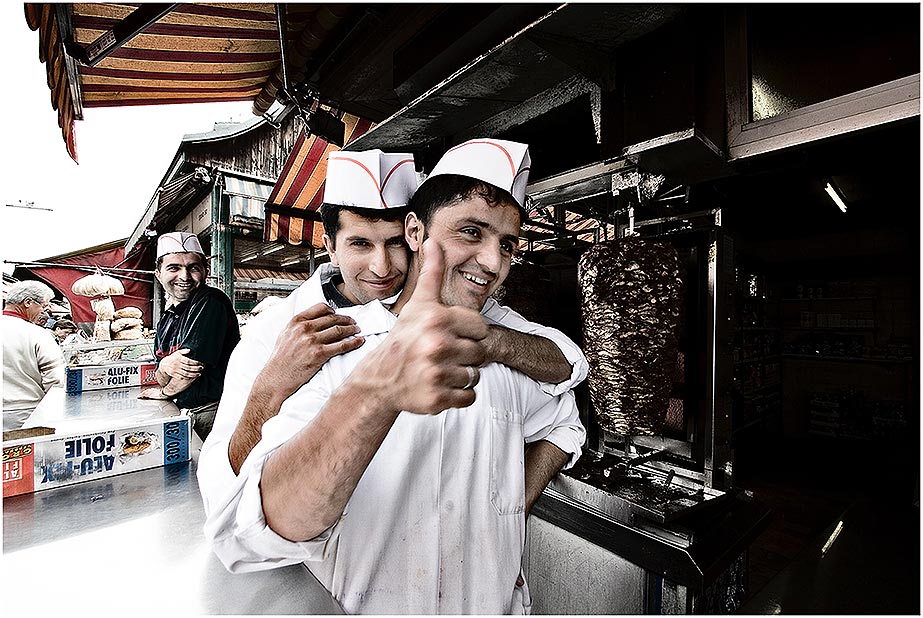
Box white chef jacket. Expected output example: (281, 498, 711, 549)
(2, 314, 65, 430)
(203, 299, 586, 614)
(198, 264, 588, 525)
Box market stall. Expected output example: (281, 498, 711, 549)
(1, 309, 338, 613)
(3, 387, 342, 614)
(16, 3, 918, 614)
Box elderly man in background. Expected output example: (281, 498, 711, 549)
(140, 232, 240, 440)
(2, 280, 65, 431)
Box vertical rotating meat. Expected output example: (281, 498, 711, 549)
(578, 238, 684, 436)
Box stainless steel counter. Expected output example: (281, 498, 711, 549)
(3, 388, 343, 615)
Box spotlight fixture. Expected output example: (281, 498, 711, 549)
(824, 181, 848, 213)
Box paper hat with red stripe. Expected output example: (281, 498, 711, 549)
(324, 150, 418, 209)
(425, 138, 531, 207)
(157, 232, 205, 259)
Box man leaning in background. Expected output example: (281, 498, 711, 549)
(140, 232, 240, 440)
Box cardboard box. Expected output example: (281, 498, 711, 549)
(66, 361, 158, 393)
(3, 387, 190, 498)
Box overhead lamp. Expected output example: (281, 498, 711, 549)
(240, 253, 260, 263)
(824, 181, 848, 213)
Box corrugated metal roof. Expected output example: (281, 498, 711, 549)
(24, 3, 349, 161)
(263, 111, 374, 248)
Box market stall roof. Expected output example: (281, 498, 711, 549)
(263, 112, 374, 248)
(24, 2, 350, 161)
(346, 4, 686, 154)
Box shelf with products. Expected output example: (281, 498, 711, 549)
(738, 382, 783, 399)
(807, 389, 909, 442)
(733, 327, 782, 364)
(783, 354, 912, 364)
(783, 280, 880, 301)
(787, 326, 875, 332)
(783, 333, 913, 363)
(734, 355, 782, 366)
(731, 258, 783, 440)
(781, 296, 877, 302)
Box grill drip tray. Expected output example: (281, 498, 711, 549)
(550, 451, 729, 529)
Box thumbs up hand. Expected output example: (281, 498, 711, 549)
(346, 239, 489, 415)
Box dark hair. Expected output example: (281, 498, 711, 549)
(409, 174, 522, 226)
(319, 204, 410, 249)
(48, 318, 77, 333)
(155, 251, 208, 272)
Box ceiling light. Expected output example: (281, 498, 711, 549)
(280, 256, 304, 267)
(821, 520, 844, 556)
(824, 181, 847, 213)
(240, 253, 259, 263)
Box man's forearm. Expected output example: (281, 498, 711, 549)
(524, 440, 569, 516)
(228, 377, 287, 474)
(485, 325, 571, 384)
(261, 381, 399, 542)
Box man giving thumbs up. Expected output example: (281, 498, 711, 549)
(205, 139, 586, 615)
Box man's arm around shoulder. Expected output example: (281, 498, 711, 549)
(482, 301, 588, 392)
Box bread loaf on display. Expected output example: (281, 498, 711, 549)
(111, 317, 143, 333)
(90, 297, 115, 320)
(93, 319, 112, 342)
(112, 327, 144, 340)
(113, 306, 143, 320)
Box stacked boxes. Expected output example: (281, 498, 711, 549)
(2, 387, 190, 498)
(65, 362, 158, 393)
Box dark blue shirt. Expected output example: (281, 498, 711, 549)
(154, 285, 240, 409)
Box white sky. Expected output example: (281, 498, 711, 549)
(0, 3, 254, 274)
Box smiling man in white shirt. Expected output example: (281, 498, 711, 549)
(199, 149, 586, 494)
(202, 139, 586, 614)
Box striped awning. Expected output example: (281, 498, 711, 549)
(263, 112, 374, 248)
(24, 3, 350, 161)
(224, 174, 272, 223)
(520, 206, 616, 252)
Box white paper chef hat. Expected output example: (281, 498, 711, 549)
(157, 232, 205, 259)
(425, 138, 531, 207)
(323, 150, 418, 209)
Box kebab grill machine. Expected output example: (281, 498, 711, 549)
(513, 163, 770, 614)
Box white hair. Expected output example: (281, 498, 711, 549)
(5, 280, 54, 306)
